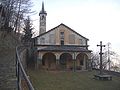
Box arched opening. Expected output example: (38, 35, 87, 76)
(76, 53, 88, 70)
(60, 53, 72, 70)
(42, 53, 56, 70)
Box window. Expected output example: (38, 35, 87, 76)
(41, 15, 45, 20)
(61, 40, 64, 45)
(60, 32, 64, 39)
(60, 32, 64, 45)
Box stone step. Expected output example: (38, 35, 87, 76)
(0, 49, 17, 90)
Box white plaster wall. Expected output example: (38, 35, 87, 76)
(37, 30, 56, 45)
(63, 26, 87, 45)
(37, 24, 87, 46)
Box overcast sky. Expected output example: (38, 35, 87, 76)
(31, 0, 120, 54)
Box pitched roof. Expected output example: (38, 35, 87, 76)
(38, 45, 91, 52)
(35, 23, 89, 40)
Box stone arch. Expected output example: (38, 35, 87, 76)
(42, 52, 56, 70)
(60, 53, 72, 70)
(76, 53, 88, 70)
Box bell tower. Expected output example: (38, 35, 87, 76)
(39, 2, 47, 35)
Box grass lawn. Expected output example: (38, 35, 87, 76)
(28, 70, 120, 90)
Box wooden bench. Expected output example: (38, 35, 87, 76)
(94, 74, 112, 80)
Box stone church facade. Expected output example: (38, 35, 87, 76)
(34, 2, 92, 70)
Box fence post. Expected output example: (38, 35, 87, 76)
(17, 63, 20, 90)
(16, 52, 18, 77)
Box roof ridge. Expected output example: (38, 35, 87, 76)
(35, 23, 88, 40)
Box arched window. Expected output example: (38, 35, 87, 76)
(41, 15, 45, 20)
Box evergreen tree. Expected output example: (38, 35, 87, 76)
(23, 16, 34, 42)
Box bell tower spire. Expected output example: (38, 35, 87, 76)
(39, 1, 47, 35)
(42, 2, 45, 12)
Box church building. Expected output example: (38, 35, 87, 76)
(34, 2, 92, 70)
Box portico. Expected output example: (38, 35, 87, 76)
(36, 45, 91, 70)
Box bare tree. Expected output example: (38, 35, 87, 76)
(14, 0, 33, 33)
(92, 42, 120, 72)
(91, 52, 100, 69)
(0, 0, 33, 33)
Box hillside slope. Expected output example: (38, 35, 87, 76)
(0, 31, 21, 89)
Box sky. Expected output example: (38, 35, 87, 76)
(31, 0, 120, 55)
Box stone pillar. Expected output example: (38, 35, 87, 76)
(83, 55, 86, 70)
(87, 53, 92, 70)
(35, 58, 40, 69)
(56, 53, 59, 65)
(35, 53, 42, 69)
(56, 53, 60, 70)
(56, 59, 59, 65)
(88, 59, 92, 71)
(72, 52, 76, 72)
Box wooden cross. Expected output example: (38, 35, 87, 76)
(97, 41, 105, 75)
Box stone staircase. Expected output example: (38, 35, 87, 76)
(0, 48, 17, 90)
(0, 31, 19, 90)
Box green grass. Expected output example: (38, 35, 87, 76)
(28, 70, 120, 90)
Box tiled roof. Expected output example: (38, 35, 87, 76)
(38, 45, 91, 52)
